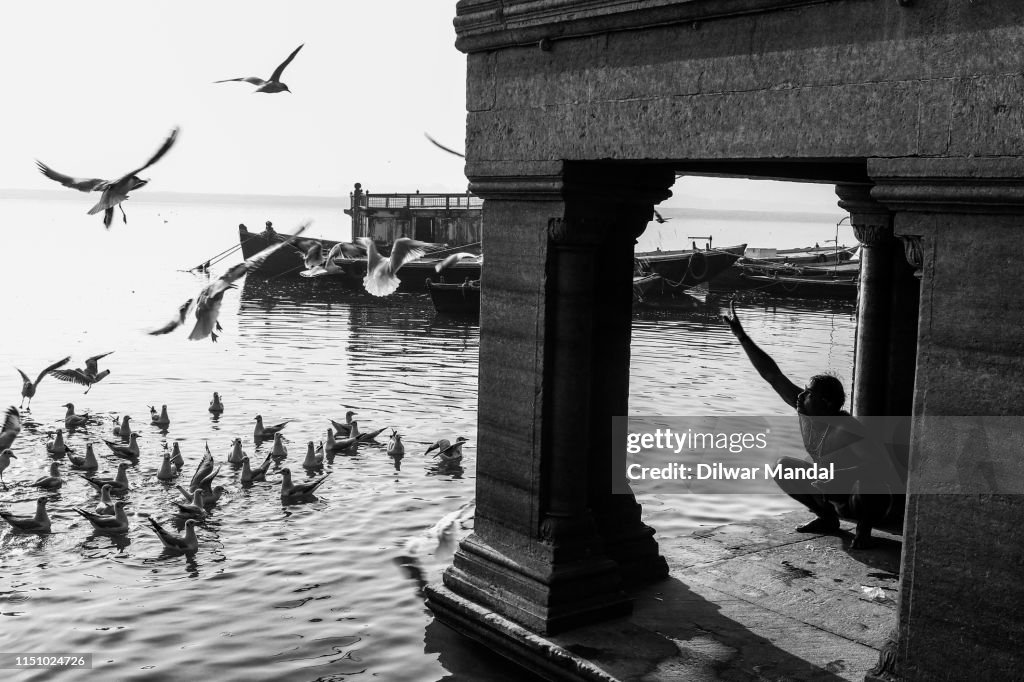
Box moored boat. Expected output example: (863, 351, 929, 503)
(737, 272, 859, 300)
(426, 279, 480, 316)
(633, 243, 746, 287)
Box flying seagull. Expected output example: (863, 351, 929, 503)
(424, 133, 465, 158)
(49, 351, 114, 393)
(36, 127, 180, 229)
(149, 223, 309, 341)
(359, 237, 438, 297)
(16, 356, 71, 408)
(653, 209, 670, 224)
(215, 43, 304, 93)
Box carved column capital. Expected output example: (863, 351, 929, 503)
(836, 182, 894, 247)
(853, 222, 895, 247)
(898, 234, 924, 279)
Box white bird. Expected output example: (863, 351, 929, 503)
(153, 223, 309, 342)
(188, 445, 221, 493)
(81, 462, 131, 494)
(241, 453, 273, 484)
(254, 415, 290, 442)
(46, 429, 69, 456)
(330, 411, 357, 437)
(49, 351, 114, 393)
(215, 43, 304, 94)
(0, 450, 16, 489)
(326, 428, 358, 453)
(36, 128, 179, 229)
(175, 484, 223, 510)
(157, 452, 178, 481)
(75, 501, 130, 534)
(149, 404, 170, 428)
(300, 243, 347, 278)
(387, 430, 405, 458)
(63, 403, 90, 429)
(66, 443, 99, 471)
(436, 437, 469, 465)
(302, 441, 324, 469)
(0, 406, 21, 451)
(94, 484, 115, 515)
(103, 433, 141, 459)
(16, 356, 71, 408)
(271, 432, 289, 461)
(277, 467, 329, 504)
(228, 438, 247, 464)
(169, 442, 184, 470)
(359, 237, 438, 297)
(113, 414, 131, 440)
(0, 497, 51, 533)
(209, 392, 224, 414)
(148, 299, 193, 336)
(148, 517, 199, 554)
(434, 252, 478, 274)
(32, 461, 63, 490)
(290, 238, 324, 270)
(173, 489, 207, 519)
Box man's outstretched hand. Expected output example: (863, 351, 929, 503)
(721, 300, 745, 337)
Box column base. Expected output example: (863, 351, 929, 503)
(439, 534, 633, 635)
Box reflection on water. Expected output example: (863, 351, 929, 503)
(0, 230, 854, 680)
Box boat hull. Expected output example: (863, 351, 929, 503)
(427, 279, 481, 315)
(634, 244, 746, 288)
(737, 273, 859, 300)
(239, 226, 482, 292)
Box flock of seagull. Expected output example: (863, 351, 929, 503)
(0, 382, 470, 555)
(2, 42, 471, 555)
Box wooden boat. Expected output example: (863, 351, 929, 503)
(742, 244, 858, 264)
(426, 278, 480, 315)
(713, 245, 860, 290)
(737, 272, 859, 300)
(633, 244, 747, 287)
(239, 224, 483, 291)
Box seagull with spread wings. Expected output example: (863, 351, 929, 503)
(49, 351, 114, 393)
(148, 223, 309, 342)
(359, 237, 439, 297)
(215, 43, 304, 93)
(36, 127, 180, 229)
(16, 356, 70, 408)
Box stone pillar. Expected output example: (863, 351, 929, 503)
(425, 163, 675, 636)
(865, 159, 1024, 681)
(836, 184, 918, 417)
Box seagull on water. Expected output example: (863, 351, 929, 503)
(149, 404, 170, 428)
(66, 443, 99, 471)
(169, 442, 184, 470)
(228, 437, 247, 464)
(81, 462, 131, 495)
(103, 433, 140, 460)
(354, 422, 388, 443)
(436, 437, 469, 465)
(46, 429, 69, 457)
(215, 43, 304, 94)
(209, 392, 224, 414)
(302, 441, 324, 469)
(157, 451, 178, 481)
(63, 403, 90, 429)
(241, 453, 273, 484)
(176, 484, 223, 510)
(16, 356, 71, 408)
(387, 430, 405, 458)
(277, 467, 329, 504)
(0, 450, 16, 490)
(0, 406, 21, 452)
(32, 462, 63, 490)
(188, 445, 221, 493)
(330, 411, 356, 437)
(49, 351, 114, 393)
(271, 432, 289, 461)
(112, 414, 131, 440)
(36, 127, 179, 229)
(75, 501, 130, 535)
(254, 415, 289, 442)
(0, 497, 51, 534)
(94, 483, 115, 515)
(173, 489, 207, 519)
(325, 428, 357, 453)
(359, 237, 439, 297)
(148, 517, 199, 554)
(152, 223, 310, 342)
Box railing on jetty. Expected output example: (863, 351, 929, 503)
(357, 193, 483, 210)
(345, 182, 484, 249)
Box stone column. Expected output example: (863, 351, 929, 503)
(425, 163, 675, 636)
(865, 159, 1024, 681)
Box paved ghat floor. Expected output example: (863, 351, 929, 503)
(429, 511, 902, 681)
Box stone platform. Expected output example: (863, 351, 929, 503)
(428, 511, 902, 680)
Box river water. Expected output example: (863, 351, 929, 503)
(0, 194, 855, 680)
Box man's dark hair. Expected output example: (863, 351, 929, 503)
(808, 373, 845, 411)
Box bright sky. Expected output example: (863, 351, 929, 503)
(0, 1, 842, 214)
(1, 1, 468, 196)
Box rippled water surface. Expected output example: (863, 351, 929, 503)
(0, 196, 855, 680)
